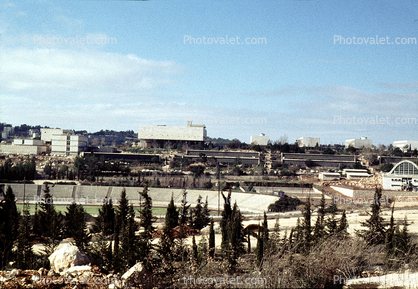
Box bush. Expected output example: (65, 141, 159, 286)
(260, 237, 369, 288)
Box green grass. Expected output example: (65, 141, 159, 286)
(17, 204, 167, 216)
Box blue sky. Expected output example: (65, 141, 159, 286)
(1, 0, 418, 146)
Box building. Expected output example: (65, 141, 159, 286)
(382, 160, 418, 191)
(138, 121, 206, 148)
(250, 133, 269, 146)
(1, 125, 14, 140)
(41, 128, 73, 143)
(345, 137, 372, 149)
(319, 172, 340, 181)
(298, 137, 320, 148)
(51, 134, 88, 155)
(393, 140, 418, 152)
(0, 138, 47, 155)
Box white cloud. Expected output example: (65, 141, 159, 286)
(2, 47, 185, 96)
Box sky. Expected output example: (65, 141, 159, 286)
(1, 0, 418, 146)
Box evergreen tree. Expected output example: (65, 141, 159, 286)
(325, 201, 338, 237)
(255, 225, 263, 266)
(120, 205, 139, 269)
(165, 195, 179, 235)
(16, 200, 34, 270)
(94, 198, 115, 236)
(38, 184, 63, 241)
(270, 217, 281, 254)
(301, 198, 312, 253)
(336, 210, 349, 238)
(0, 186, 20, 269)
(65, 203, 90, 251)
(220, 190, 233, 252)
(262, 212, 269, 253)
(113, 189, 129, 272)
(209, 219, 215, 258)
(313, 193, 326, 241)
(294, 218, 303, 252)
(358, 187, 387, 246)
(138, 184, 156, 271)
(38, 184, 63, 267)
(191, 195, 211, 230)
(220, 191, 245, 271)
(385, 204, 396, 269)
(179, 189, 190, 226)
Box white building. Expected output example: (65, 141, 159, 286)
(298, 137, 320, 148)
(250, 133, 269, 146)
(0, 138, 46, 155)
(319, 172, 340, 181)
(382, 160, 418, 191)
(41, 128, 73, 143)
(393, 140, 418, 152)
(1, 125, 13, 140)
(345, 137, 372, 149)
(138, 121, 206, 148)
(51, 134, 88, 155)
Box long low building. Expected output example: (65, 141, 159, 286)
(281, 153, 356, 168)
(185, 149, 260, 165)
(138, 121, 207, 148)
(83, 152, 160, 162)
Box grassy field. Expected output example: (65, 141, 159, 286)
(17, 204, 167, 216)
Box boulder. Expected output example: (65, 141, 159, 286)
(48, 243, 91, 273)
(116, 262, 154, 288)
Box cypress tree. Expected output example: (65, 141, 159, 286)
(220, 190, 232, 252)
(94, 197, 115, 236)
(138, 184, 156, 271)
(38, 184, 63, 267)
(0, 186, 19, 269)
(385, 203, 396, 269)
(120, 205, 139, 268)
(270, 217, 281, 254)
(65, 202, 91, 251)
(209, 219, 215, 258)
(313, 193, 326, 241)
(336, 210, 349, 238)
(179, 189, 190, 227)
(114, 189, 130, 271)
(255, 225, 263, 266)
(262, 212, 269, 253)
(165, 195, 179, 235)
(16, 199, 34, 270)
(302, 198, 312, 252)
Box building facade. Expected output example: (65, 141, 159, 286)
(0, 138, 47, 155)
(250, 133, 269, 146)
(298, 137, 320, 148)
(345, 137, 372, 149)
(393, 140, 418, 152)
(138, 121, 206, 148)
(382, 160, 418, 191)
(51, 134, 88, 155)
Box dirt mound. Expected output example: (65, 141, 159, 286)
(152, 225, 200, 238)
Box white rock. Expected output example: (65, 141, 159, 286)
(9, 269, 21, 278)
(121, 262, 144, 280)
(64, 265, 92, 275)
(48, 243, 91, 273)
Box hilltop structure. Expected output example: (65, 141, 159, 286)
(345, 137, 372, 149)
(138, 121, 206, 148)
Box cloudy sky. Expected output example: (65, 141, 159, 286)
(1, 0, 418, 145)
